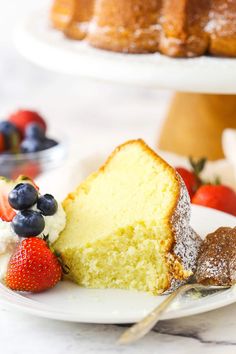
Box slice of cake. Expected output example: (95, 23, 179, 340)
(54, 140, 201, 295)
(196, 227, 236, 286)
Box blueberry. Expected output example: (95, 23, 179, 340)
(20, 138, 44, 153)
(12, 210, 45, 237)
(25, 123, 45, 140)
(42, 138, 58, 151)
(37, 194, 58, 216)
(8, 183, 38, 210)
(0, 121, 20, 152)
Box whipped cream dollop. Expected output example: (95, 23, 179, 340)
(31, 203, 66, 243)
(0, 202, 66, 281)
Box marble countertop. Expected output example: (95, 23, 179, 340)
(1, 1, 236, 353)
(2, 300, 236, 354)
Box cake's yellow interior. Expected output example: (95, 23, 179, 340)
(54, 141, 186, 295)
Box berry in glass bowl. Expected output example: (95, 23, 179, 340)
(0, 109, 67, 179)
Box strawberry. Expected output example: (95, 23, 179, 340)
(17, 175, 39, 191)
(0, 132, 5, 152)
(13, 175, 39, 192)
(176, 158, 206, 200)
(8, 110, 46, 137)
(6, 238, 62, 292)
(11, 162, 41, 180)
(0, 178, 16, 221)
(176, 167, 199, 200)
(192, 185, 236, 216)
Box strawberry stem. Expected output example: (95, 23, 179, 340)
(189, 157, 207, 176)
(53, 250, 70, 274)
(42, 234, 50, 245)
(203, 176, 222, 186)
(214, 176, 221, 185)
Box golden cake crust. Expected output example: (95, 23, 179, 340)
(160, 0, 210, 57)
(50, 0, 73, 30)
(64, 0, 95, 40)
(87, 0, 162, 53)
(51, 0, 236, 57)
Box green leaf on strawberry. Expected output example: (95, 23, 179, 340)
(189, 157, 207, 177)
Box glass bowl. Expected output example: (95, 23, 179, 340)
(0, 139, 68, 180)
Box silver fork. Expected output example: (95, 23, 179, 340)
(118, 283, 230, 345)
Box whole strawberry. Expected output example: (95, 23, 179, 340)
(6, 238, 62, 292)
(192, 185, 236, 216)
(8, 110, 46, 137)
(176, 158, 206, 200)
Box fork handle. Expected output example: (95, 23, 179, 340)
(118, 283, 195, 345)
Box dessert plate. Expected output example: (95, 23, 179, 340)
(0, 205, 235, 324)
(15, 11, 236, 93)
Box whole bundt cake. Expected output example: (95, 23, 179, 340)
(54, 140, 201, 295)
(51, 0, 236, 57)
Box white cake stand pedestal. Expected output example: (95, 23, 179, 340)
(14, 12, 236, 160)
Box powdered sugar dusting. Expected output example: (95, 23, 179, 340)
(168, 175, 202, 292)
(196, 227, 236, 285)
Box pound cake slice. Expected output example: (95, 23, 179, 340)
(54, 140, 201, 295)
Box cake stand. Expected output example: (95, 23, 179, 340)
(15, 12, 236, 160)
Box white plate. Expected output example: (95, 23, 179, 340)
(14, 11, 236, 94)
(0, 205, 235, 324)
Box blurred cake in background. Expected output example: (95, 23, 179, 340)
(64, 0, 95, 40)
(50, 0, 236, 162)
(87, 0, 161, 54)
(50, 0, 73, 31)
(51, 0, 236, 57)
